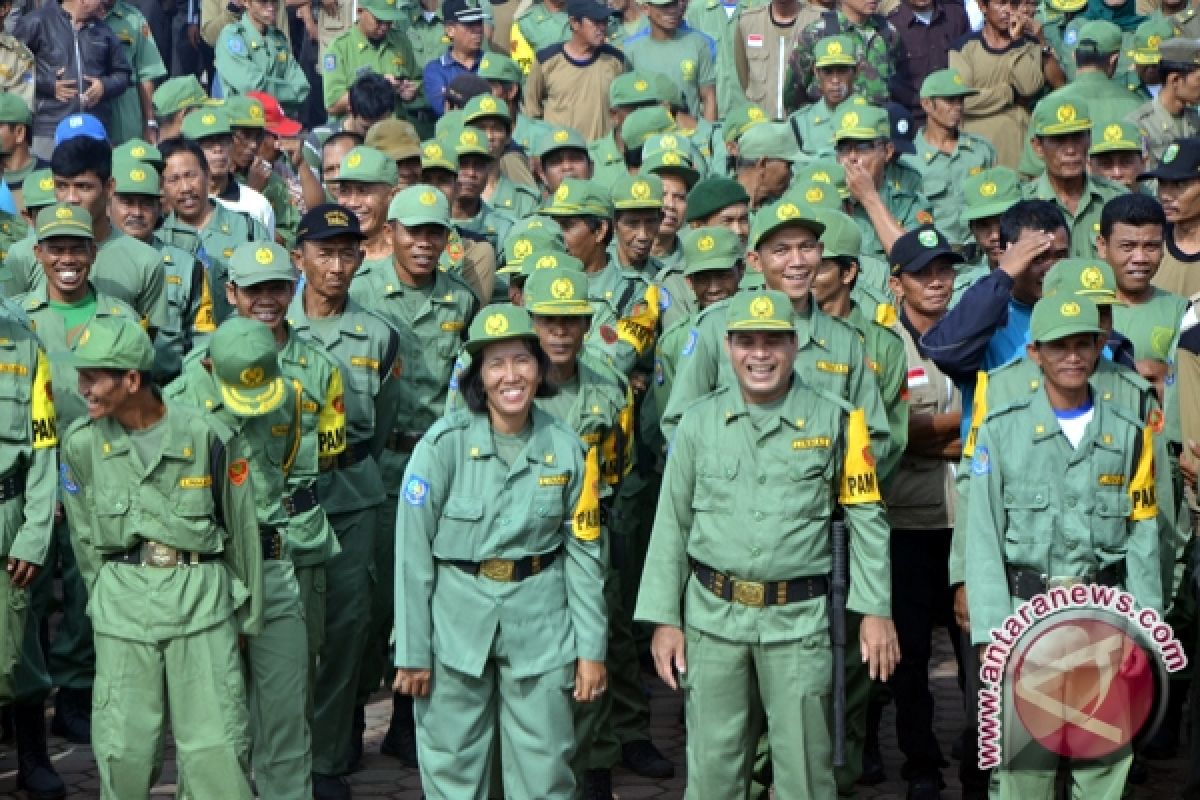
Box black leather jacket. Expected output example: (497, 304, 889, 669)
(14, 2, 132, 137)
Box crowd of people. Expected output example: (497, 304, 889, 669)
(0, 0, 1197, 798)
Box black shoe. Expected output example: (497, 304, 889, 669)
(313, 772, 352, 800)
(859, 743, 886, 786)
(907, 776, 942, 800)
(348, 705, 365, 771)
(15, 703, 66, 800)
(380, 692, 419, 768)
(621, 739, 673, 779)
(51, 687, 91, 744)
(581, 768, 613, 800)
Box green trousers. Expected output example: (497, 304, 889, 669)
(836, 611, 869, 797)
(415, 629, 576, 800)
(47, 518, 95, 689)
(294, 563, 326, 718)
(358, 494, 397, 705)
(571, 540, 622, 782)
(92, 617, 253, 799)
(988, 748, 1132, 799)
(312, 506, 378, 775)
(682, 626, 835, 799)
(610, 480, 657, 745)
(0, 570, 28, 703)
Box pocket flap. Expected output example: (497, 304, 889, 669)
(442, 496, 484, 521)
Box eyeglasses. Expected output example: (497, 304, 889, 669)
(835, 139, 885, 155)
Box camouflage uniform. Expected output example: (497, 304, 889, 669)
(787, 10, 902, 111)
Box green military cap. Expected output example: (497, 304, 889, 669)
(750, 198, 826, 250)
(464, 303, 538, 355)
(22, 169, 56, 210)
(738, 121, 801, 163)
(813, 208, 861, 259)
(813, 35, 858, 69)
(366, 118, 422, 161)
(114, 138, 163, 169)
(920, 68, 978, 99)
(533, 125, 588, 158)
(499, 228, 564, 275)
(525, 268, 593, 316)
(795, 160, 849, 199)
(787, 180, 842, 210)
(683, 226, 743, 275)
(963, 166, 1022, 221)
(358, 0, 406, 21)
(0, 92, 31, 125)
(1031, 95, 1091, 137)
(339, 145, 399, 184)
(519, 248, 585, 277)
(112, 161, 161, 197)
(653, 74, 685, 110)
(478, 52, 523, 83)
(1043, 258, 1120, 304)
(420, 139, 459, 172)
(1030, 295, 1104, 343)
(833, 105, 890, 142)
(463, 94, 511, 127)
(609, 71, 663, 108)
(436, 110, 465, 140)
(726, 289, 795, 332)
(621, 106, 675, 150)
(640, 147, 699, 188)
(210, 317, 288, 417)
(1158, 37, 1200, 67)
(509, 214, 565, 244)
(388, 184, 452, 228)
(542, 177, 613, 217)
(36, 203, 92, 240)
(451, 125, 492, 158)
(1089, 120, 1142, 155)
(1133, 17, 1174, 65)
(152, 75, 208, 117)
(723, 103, 768, 144)
(224, 94, 266, 128)
(228, 241, 295, 285)
(60, 315, 155, 372)
(181, 108, 231, 140)
(685, 176, 750, 222)
(611, 173, 663, 211)
(1076, 19, 1123, 54)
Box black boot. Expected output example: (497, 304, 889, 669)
(380, 692, 418, 768)
(581, 768, 613, 800)
(15, 703, 66, 800)
(621, 739, 674, 779)
(51, 687, 91, 744)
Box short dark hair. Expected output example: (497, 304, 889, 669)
(998, 199, 1070, 249)
(1161, 63, 1198, 85)
(460, 338, 557, 412)
(349, 72, 396, 123)
(323, 130, 365, 155)
(159, 137, 210, 174)
(51, 136, 112, 182)
(1100, 193, 1167, 238)
(1074, 48, 1114, 71)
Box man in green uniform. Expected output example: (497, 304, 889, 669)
(954, 166, 1024, 304)
(622, 0, 718, 121)
(1128, 37, 1200, 168)
(636, 287, 899, 799)
(588, 72, 663, 181)
(215, 0, 311, 115)
(684, 176, 751, 245)
(479, 52, 551, 157)
(1087, 119, 1148, 192)
(166, 311, 319, 800)
(1024, 95, 1129, 259)
(151, 75, 209, 141)
(333, 144, 399, 283)
(462, 95, 541, 217)
(788, 0, 903, 110)
(903, 68, 997, 247)
(789, 36, 867, 161)
(58, 314, 263, 799)
(642, 145, 698, 329)
(104, 0, 168, 145)
(286, 203, 405, 800)
(321, 0, 420, 124)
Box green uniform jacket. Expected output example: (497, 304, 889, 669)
(587, 254, 661, 379)
(849, 165, 932, 260)
(635, 381, 891, 640)
(394, 408, 608, 678)
(106, 2, 167, 145)
(655, 260, 695, 334)
(965, 388, 1163, 644)
(215, 20, 311, 114)
(847, 301, 908, 483)
(488, 174, 541, 218)
(321, 27, 419, 120)
(152, 238, 210, 382)
(901, 128, 996, 246)
(1021, 172, 1128, 259)
(58, 405, 265, 637)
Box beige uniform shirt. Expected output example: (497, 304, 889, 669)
(950, 33, 1045, 169)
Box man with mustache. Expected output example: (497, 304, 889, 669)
(790, 35, 865, 161)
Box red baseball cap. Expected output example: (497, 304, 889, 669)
(245, 91, 302, 137)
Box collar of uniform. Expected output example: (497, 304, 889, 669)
(1033, 171, 1106, 210)
(238, 21, 271, 51)
(793, 296, 819, 350)
(464, 407, 558, 466)
(279, 324, 311, 367)
(719, 381, 805, 433)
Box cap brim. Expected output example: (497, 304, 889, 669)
(221, 376, 287, 417)
(464, 331, 536, 355)
(1033, 323, 1104, 343)
(1035, 122, 1092, 137)
(649, 165, 700, 188)
(53, 351, 141, 371)
(528, 300, 594, 315)
(1138, 163, 1199, 181)
(684, 256, 740, 275)
(891, 137, 916, 155)
(963, 199, 1019, 221)
(751, 217, 826, 250)
(727, 320, 794, 332)
(1089, 142, 1141, 155)
(1132, 53, 1159, 65)
(815, 58, 858, 69)
(266, 118, 303, 137)
(297, 228, 368, 241)
(452, 11, 487, 22)
(920, 88, 979, 99)
(229, 269, 297, 285)
(392, 215, 451, 228)
(894, 246, 964, 275)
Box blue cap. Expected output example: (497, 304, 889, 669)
(54, 113, 108, 146)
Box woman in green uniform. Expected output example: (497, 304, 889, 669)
(393, 303, 608, 799)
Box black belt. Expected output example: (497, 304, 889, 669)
(261, 528, 284, 560)
(282, 484, 318, 516)
(1006, 564, 1123, 601)
(0, 472, 23, 503)
(690, 558, 829, 607)
(386, 430, 423, 454)
(1168, 441, 1183, 459)
(319, 440, 371, 472)
(105, 541, 223, 567)
(444, 548, 560, 582)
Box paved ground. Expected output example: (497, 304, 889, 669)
(0, 629, 1190, 798)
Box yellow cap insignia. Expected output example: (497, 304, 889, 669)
(514, 238, 533, 259)
(1103, 124, 1123, 143)
(827, 40, 843, 55)
(1062, 301, 1081, 316)
(424, 143, 442, 158)
(347, 153, 362, 168)
(130, 168, 145, 182)
(484, 313, 509, 335)
(131, 146, 146, 157)
(240, 366, 265, 387)
(634, 79, 648, 91)
(78, 329, 91, 346)
(841, 112, 859, 130)
(630, 180, 651, 200)
(419, 191, 438, 206)
(255, 247, 274, 264)
(324, 209, 349, 227)
(550, 277, 574, 299)
(460, 130, 479, 145)
(480, 97, 497, 113)
(249, 105, 263, 119)
(536, 255, 558, 269)
(201, 113, 217, 125)
(805, 187, 824, 203)
(554, 184, 570, 202)
(980, 181, 997, 197)
(747, 107, 765, 121)
(55, 207, 72, 219)
(660, 134, 678, 150)
(777, 202, 801, 220)
(812, 170, 830, 184)
(697, 235, 715, 252)
(750, 296, 775, 319)
(38, 177, 53, 191)
(953, 73, 963, 85)
(553, 129, 569, 142)
(1080, 266, 1105, 289)
(662, 151, 680, 165)
(1149, 34, 1161, 48)
(1056, 104, 1077, 123)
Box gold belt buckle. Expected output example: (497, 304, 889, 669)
(143, 541, 179, 568)
(479, 559, 515, 582)
(1046, 575, 1083, 590)
(732, 579, 766, 607)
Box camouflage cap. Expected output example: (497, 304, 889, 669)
(464, 303, 538, 355)
(541, 177, 613, 218)
(228, 241, 295, 286)
(750, 198, 826, 250)
(682, 226, 743, 275)
(620, 106, 675, 150)
(388, 184, 452, 228)
(524, 268, 593, 316)
(1076, 19, 1122, 55)
(739, 121, 801, 162)
(59, 315, 155, 372)
(813, 35, 858, 69)
(112, 161, 161, 197)
(920, 68, 978, 99)
(726, 289, 795, 333)
(114, 138, 163, 169)
(963, 166, 1022, 221)
(813, 208, 861, 259)
(463, 94, 511, 126)
(152, 75, 208, 117)
(1030, 296, 1104, 343)
(22, 169, 56, 210)
(722, 103, 768, 144)
(36, 203, 92, 241)
(609, 72, 663, 107)
(365, 118, 422, 161)
(833, 105, 890, 142)
(420, 139, 459, 173)
(1133, 16, 1174, 65)
(611, 173, 664, 211)
(338, 145, 399, 185)
(477, 52, 523, 83)
(181, 108, 231, 140)
(1032, 95, 1092, 137)
(1088, 120, 1142, 155)
(1043, 257, 1120, 304)
(223, 94, 266, 128)
(0, 92, 31, 125)
(533, 125, 588, 159)
(210, 317, 287, 417)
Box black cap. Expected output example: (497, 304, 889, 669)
(443, 0, 486, 23)
(445, 74, 491, 109)
(1138, 136, 1200, 182)
(886, 102, 916, 156)
(889, 225, 963, 275)
(297, 203, 366, 242)
(566, 0, 616, 20)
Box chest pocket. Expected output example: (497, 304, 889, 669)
(783, 446, 835, 516)
(439, 496, 484, 544)
(694, 455, 736, 511)
(0, 365, 29, 442)
(743, 35, 772, 95)
(1091, 489, 1132, 550)
(922, 176, 950, 203)
(1002, 486, 1051, 544)
(531, 484, 566, 536)
(342, 344, 382, 417)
